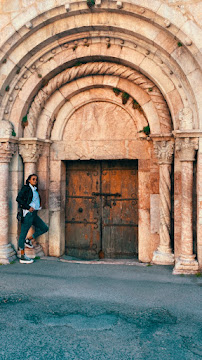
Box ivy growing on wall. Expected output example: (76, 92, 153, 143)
(87, 0, 95, 8)
(138, 125, 150, 135)
(113, 88, 121, 96)
(22, 115, 28, 127)
(122, 92, 130, 104)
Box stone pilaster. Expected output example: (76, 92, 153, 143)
(173, 137, 199, 274)
(152, 140, 174, 265)
(0, 139, 17, 264)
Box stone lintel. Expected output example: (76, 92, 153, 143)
(150, 134, 173, 141)
(173, 130, 202, 137)
(0, 137, 18, 143)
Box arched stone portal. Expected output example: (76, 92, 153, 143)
(0, 0, 201, 274)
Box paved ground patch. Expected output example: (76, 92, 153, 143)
(0, 259, 201, 359)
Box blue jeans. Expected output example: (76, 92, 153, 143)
(18, 211, 49, 250)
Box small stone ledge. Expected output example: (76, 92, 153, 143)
(173, 130, 202, 138)
(59, 256, 148, 266)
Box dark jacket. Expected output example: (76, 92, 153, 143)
(16, 185, 34, 210)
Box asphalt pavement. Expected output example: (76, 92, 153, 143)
(0, 257, 201, 360)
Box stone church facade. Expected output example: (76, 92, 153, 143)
(0, 0, 201, 274)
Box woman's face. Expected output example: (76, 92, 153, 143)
(29, 175, 38, 187)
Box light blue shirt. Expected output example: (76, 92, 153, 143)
(23, 183, 41, 217)
(29, 183, 41, 210)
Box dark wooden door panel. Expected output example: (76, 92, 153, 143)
(65, 160, 138, 259)
(102, 161, 138, 258)
(65, 161, 101, 259)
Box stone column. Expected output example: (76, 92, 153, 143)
(0, 139, 17, 264)
(173, 138, 199, 274)
(19, 139, 44, 180)
(152, 140, 174, 265)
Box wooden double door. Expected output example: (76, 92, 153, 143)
(65, 160, 138, 259)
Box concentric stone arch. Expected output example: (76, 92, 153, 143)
(0, 1, 201, 133)
(26, 61, 171, 138)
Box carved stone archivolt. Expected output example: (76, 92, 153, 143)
(19, 141, 44, 163)
(25, 62, 171, 137)
(176, 137, 198, 161)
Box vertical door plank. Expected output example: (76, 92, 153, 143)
(102, 160, 138, 258)
(65, 161, 101, 259)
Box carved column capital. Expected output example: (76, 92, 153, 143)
(176, 137, 198, 161)
(153, 140, 174, 165)
(0, 140, 17, 163)
(19, 139, 44, 163)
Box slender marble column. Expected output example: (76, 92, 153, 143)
(0, 140, 17, 264)
(152, 140, 174, 265)
(173, 138, 199, 274)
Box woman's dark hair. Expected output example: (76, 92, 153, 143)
(26, 174, 38, 189)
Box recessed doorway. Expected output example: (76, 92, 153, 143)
(65, 160, 138, 259)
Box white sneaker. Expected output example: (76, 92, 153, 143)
(20, 254, 34, 264)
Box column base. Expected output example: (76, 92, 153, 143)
(152, 250, 174, 265)
(0, 243, 16, 264)
(173, 255, 199, 275)
(17, 243, 44, 259)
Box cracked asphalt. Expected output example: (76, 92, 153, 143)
(0, 258, 201, 360)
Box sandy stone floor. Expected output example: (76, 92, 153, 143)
(0, 258, 201, 359)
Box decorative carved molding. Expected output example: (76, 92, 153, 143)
(19, 141, 44, 163)
(0, 120, 14, 138)
(152, 142, 174, 265)
(25, 62, 171, 137)
(176, 137, 198, 161)
(179, 107, 193, 130)
(0, 141, 17, 163)
(159, 165, 172, 251)
(154, 140, 174, 165)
